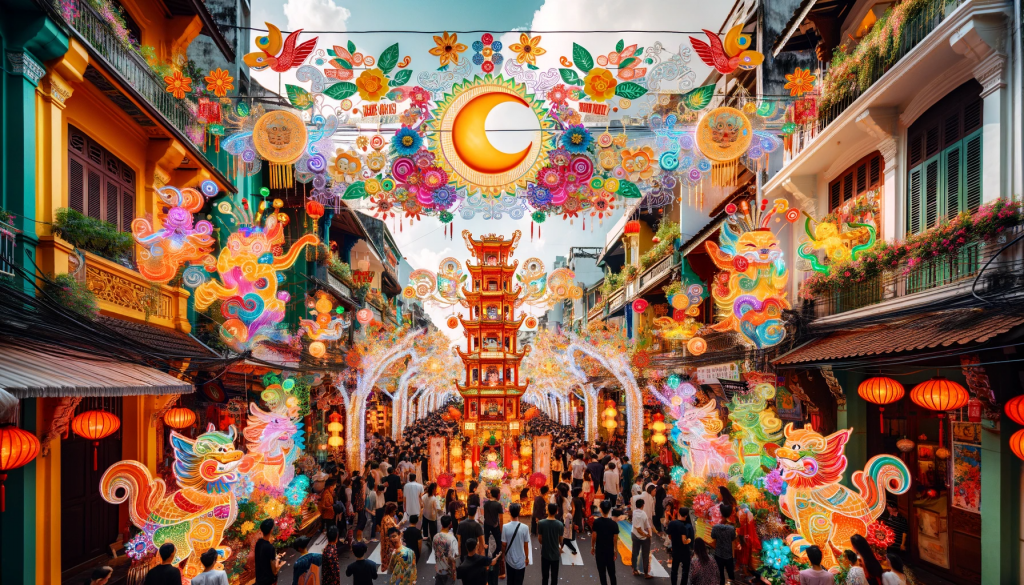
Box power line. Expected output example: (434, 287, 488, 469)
(218, 24, 712, 35)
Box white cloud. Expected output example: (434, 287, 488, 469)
(250, 0, 351, 95)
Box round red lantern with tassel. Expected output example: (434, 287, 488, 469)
(0, 425, 41, 512)
(1004, 395, 1024, 425)
(910, 377, 969, 445)
(71, 410, 120, 471)
(1010, 429, 1024, 461)
(305, 200, 325, 219)
(858, 377, 905, 430)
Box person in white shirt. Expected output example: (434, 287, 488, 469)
(191, 548, 229, 585)
(630, 498, 653, 578)
(570, 455, 587, 489)
(602, 462, 620, 502)
(403, 474, 424, 526)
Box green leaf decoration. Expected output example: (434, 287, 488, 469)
(333, 58, 353, 69)
(559, 68, 582, 85)
(615, 39, 625, 53)
(616, 180, 642, 198)
(618, 57, 637, 70)
(392, 69, 412, 87)
(347, 40, 357, 54)
(614, 82, 647, 100)
(635, 47, 644, 55)
(327, 48, 336, 57)
(285, 84, 314, 110)
(236, 101, 250, 116)
(645, 58, 654, 64)
(324, 82, 358, 100)
(527, 64, 539, 70)
(342, 181, 367, 200)
(573, 42, 594, 73)
(385, 90, 403, 102)
(681, 83, 716, 110)
(378, 43, 400, 75)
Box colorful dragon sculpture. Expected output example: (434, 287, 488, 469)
(775, 423, 911, 568)
(706, 198, 798, 348)
(728, 382, 783, 484)
(193, 209, 319, 351)
(664, 383, 737, 476)
(100, 425, 243, 579)
(797, 214, 876, 274)
(238, 377, 306, 498)
(131, 184, 217, 284)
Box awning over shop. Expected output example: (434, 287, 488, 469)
(0, 343, 194, 398)
(774, 309, 1024, 366)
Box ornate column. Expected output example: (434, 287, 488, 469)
(855, 107, 899, 240)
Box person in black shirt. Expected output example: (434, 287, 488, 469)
(403, 515, 424, 562)
(254, 519, 285, 585)
(384, 469, 402, 504)
(531, 486, 549, 536)
(482, 488, 504, 552)
(666, 507, 695, 585)
(346, 542, 379, 585)
(457, 506, 485, 561)
(456, 537, 500, 585)
(881, 500, 910, 556)
(591, 500, 619, 585)
(144, 543, 182, 585)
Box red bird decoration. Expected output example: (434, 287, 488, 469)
(689, 25, 763, 75)
(244, 22, 318, 72)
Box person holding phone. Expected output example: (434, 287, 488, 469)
(255, 519, 286, 585)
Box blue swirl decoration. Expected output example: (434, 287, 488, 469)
(659, 150, 680, 171)
(181, 265, 209, 288)
(221, 293, 265, 323)
(200, 180, 219, 197)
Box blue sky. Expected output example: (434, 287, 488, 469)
(248, 0, 731, 329)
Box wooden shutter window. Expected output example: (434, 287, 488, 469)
(909, 168, 922, 234)
(944, 144, 961, 221)
(964, 131, 982, 212)
(924, 158, 939, 229)
(67, 124, 136, 232)
(827, 151, 884, 212)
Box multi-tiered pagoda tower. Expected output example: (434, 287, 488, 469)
(456, 231, 529, 443)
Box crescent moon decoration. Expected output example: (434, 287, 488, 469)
(428, 75, 554, 197)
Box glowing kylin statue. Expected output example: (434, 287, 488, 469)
(193, 195, 319, 351)
(657, 380, 736, 476)
(100, 425, 243, 579)
(240, 376, 305, 494)
(728, 382, 783, 484)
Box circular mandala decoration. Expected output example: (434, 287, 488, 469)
(253, 110, 308, 163)
(695, 106, 753, 162)
(524, 316, 538, 329)
(446, 315, 460, 329)
(687, 337, 707, 355)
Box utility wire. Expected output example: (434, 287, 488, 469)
(218, 24, 714, 35)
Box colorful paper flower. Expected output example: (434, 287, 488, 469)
(421, 167, 448, 191)
(472, 33, 504, 74)
(509, 33, 546, 66)
(126, 533, 156, 561)
(240, 520, 256, 535)
(560, 125, 593, 154)
(526, 183, 553, 207)
(762, 468, 787, 496)
(547, 83, 571, 106)
(536, 167, 564, 191)
(531, 210, 546, 223)
(431, 185, 457, 208)
(413, 149, 435, 168)
(164, 71, 192, 99)
(784, 67, 816, 97)
(762, 538, 791, 570)
(596, 44, 648, 81)
(620, 146, 655, 181)
(408, 86, 431, 107)
(865, 521, 895, 548)
(583, 67, 617, 102)
(356, 68, 390, 102)
(548, 147, 571, 167)
(392, 126, 422, 156)
(366, 151, 388, 173)
(590, 193, 615, 219)
(429, 31, 467, 67)
(204, 68, 234, 97)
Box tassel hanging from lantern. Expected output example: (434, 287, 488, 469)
(530, 221, 534, 241)
(711, 159, 740, 187)
(270, 164, 293, 189)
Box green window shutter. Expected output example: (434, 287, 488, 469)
(942, 142, 962, 219)
(908, 166, 923, 234)
(924, 157, 940, 230)
(964, 130, 982, 212)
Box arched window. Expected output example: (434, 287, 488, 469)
(906, 80, 983, 234)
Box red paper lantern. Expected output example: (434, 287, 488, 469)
(1010, 429, 1024, 461)
(624, 220, 641, 235)
(1005, 395, 1024, 425)
(0, 425, 41, 512)
(910, 377, 969, 411)
(305, 200, 325, 219)
(71, 410, 121, 471)
(633, 299, 649, 313)
(858, 377, 905, 429)
(163, 407, 196, 430)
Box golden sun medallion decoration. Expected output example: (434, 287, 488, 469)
(254, 110, 308, 188)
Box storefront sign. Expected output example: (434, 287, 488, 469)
(352, 270, 374, 284)
(775, 386, 803, 420)
(694, 362, 740, 385)
(429, 437, 446, 482)
(534, 434, 551, 483)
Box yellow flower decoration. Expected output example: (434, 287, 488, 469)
(366, 151, 387, 172)
(784, 67, 816, 97)
(584, 68, 617, 102)
(204, 68, 235, 97)
(598, 149, 620, 171)
(263, 499, 284, 518)
(429, 31, 467, 67)
(241, 521, 255, 534)
(509, 33, 546, 66)
(163, 71, 192, 99)
(356, 68, 390, 102)
(620, 146, 655, 181)
(365, 178, 382, 195)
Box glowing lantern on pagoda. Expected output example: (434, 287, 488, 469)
(857, 377, 904, 429)
(327, 412, 344, 448)
(0, 425, 41, 512)
(163, 407, 196, 430)
(71, 410, 120, 470)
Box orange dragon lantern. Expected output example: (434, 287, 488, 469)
(774, 423, 911, 568)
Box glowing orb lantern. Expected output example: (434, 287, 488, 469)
(71, 410, 121, 470)
(910, 377, 969, 411)
(896, 438, 915, 453)
(1005, 395, 1024, 425)
(519, 438, 532, 457)
(356, 308, 373, 325)
(450, 440, 463, 460)
(327, 412, 343, 449)
(857, 377, 904, 429)
(1010, 429, 1024, 461)
(163, 408, 197, 430)
(0, 425, 41, 511)
(602, 400, 618, 430)
(651, 413, 667, 445)
(633, 299, 649, 313)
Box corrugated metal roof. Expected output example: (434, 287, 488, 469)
(0, 343, 193, 398)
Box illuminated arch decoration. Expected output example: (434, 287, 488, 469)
(131, 184, 217, 284)
(426, 75, 555, 196)
(775, 423, 911, 567)
(706, 198, 799, 348)
(100, 425, 243, 579)
(192, 204, 319, 352)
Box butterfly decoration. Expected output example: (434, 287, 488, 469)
(244, 22, 318, 72)
(689, 24, 763, 75)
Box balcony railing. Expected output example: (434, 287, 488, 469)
(48, 0, 201, 143)
(0, 220, 17, 277)
(787, 0, 964, 162)
(802, 233, 1023, 319)
(638, 254, 675, 294)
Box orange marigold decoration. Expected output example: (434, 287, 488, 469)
(164, 71, 192, 99)
(509, 33, 546, 67)
(429, 31, 467, 67)
(632, 349, 650, 368)
(204, 68, 235, 97)
(356, 69, 390, 102)
(583, 68, 617, 102)
(783, 67, 816, 97)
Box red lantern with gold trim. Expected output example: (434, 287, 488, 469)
(1010, 429, 1024, 461)
(1005, 395, 1024, 425)
(164, 407, 196, 430)
(910, 377, 968, 445)
(0, 425, 41, 512)
(71, 410, 121, 471)
(858, 377, 904, 430)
